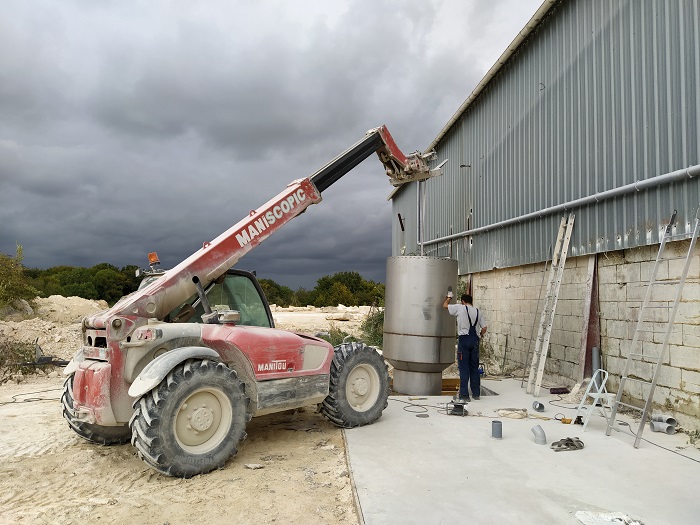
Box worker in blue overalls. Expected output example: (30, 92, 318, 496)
(443, 292, 487, 403)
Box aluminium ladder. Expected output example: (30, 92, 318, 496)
(520, 245, 552, 389)
(527, 213, 575, 396)
(606, 207, 700, 447)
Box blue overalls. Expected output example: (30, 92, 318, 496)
(457, 308, 480, 399)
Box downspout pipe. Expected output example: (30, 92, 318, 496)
(423, 164, 700, 247)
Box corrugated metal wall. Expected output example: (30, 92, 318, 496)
(393, 0, 700, 274)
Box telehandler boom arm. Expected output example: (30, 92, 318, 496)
(105, 125, 438, 322)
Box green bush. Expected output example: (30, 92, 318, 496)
(0, 245, 39, 309)
(0, 339, 37, 379)
(316, 324, 357, 347)
(360, 308, 384, 348)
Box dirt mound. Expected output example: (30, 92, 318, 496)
(34, 295, 108, 324)
(0, 295, 108, 362)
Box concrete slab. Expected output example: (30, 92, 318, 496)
(344, 377, 700, 525)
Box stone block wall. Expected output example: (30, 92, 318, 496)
(598, 240, 700, 428)
(470, 255, 589, 383)
(469, 239, 700, 429)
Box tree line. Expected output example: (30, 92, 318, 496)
(1, 246, 384, 308)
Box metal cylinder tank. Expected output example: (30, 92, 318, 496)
(383, 256, 458, 395)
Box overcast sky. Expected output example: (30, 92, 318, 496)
(1, 0, 541, 290)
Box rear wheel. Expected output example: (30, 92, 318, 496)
(321, 342, 389, 428)
(61, 375, 131, 445)
(129, 359, 250, 478)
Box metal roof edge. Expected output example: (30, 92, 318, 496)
(425, 0, 560, 153)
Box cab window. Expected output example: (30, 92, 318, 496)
(169, 273, 272, 328)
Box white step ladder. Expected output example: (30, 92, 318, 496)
(527, 213, 575, 396)
(606, 207, 700, 447)
(572, 369, 614, 431)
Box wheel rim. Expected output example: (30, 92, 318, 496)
(345, 363, 381, 412)
(174, 388, 233, 454)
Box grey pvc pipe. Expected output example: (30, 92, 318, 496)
(531, 425, 547, 445)
(591, 347, 601, 390)
(651, 414, 678, 427)
(422, 164, 700, 246)
(649, 421, 676, 435)
(492, 420, 502, 439)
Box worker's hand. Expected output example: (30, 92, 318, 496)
(446, 286, 453, 298)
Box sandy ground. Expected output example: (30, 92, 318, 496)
(0, 297, 371, 525)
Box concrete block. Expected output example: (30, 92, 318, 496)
(642, 260, 669, 281)
(599, 301, 619, 321)
(666, 239, 693, 258)
(599, 283, 626, 302)
(562, 266, 587, 285)
(680, 282, 700, 301)
(669, 254, 700, 279)
(598, 266, 617, 284)
(674, 300, 700, 324)
(638, 303, 669, 323)
(598, 251, 625, 267)
(682, 324, 700, 347)
(570, 329, 584, 348)
(681, 369, 700, 394)
(669, 345, 700, 371)
(650, 385, 673, 407)
(601, 336, 621, 357)
(649, 282, 682, 302)
(641, 340, 668, 363)
(627, 360, 654, 382)
(564, 347, 580, 363)
(626, 282, 648, 302)
(557, 299, 573, 317)
(655, 364, 682, 389)
(608, 320, 631, 340)
(652, 323, 683, 345)
(621, 303, 640, 322)
(559, 360, 576, 378)
(606, 355, 624, 376)
(623, 378, 644, 400)
(563, 314, 584, 331)
(559, 283, 586, 300)
(624, 245, 653, 263)
(548, 330, 564, 346)
(617, 263, 641, 285)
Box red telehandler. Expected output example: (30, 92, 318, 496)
(62, 126, 441, 477)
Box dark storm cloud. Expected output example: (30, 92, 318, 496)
(0, 0, 542, 289)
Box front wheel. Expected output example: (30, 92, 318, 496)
(61, 375, 132, 445)
(129, 359, 250, 478)
(321, 342, 389, 428)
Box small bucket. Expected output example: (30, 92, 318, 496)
(532, 401, 545, 412)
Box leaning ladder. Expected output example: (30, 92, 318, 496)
(606, 207, 700, 447)
(527, 213, 575, 396)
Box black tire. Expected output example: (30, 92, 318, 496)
(61, 375, 132, 445)
(129, 359, 250, 478)
(321, 342, 390, 428)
